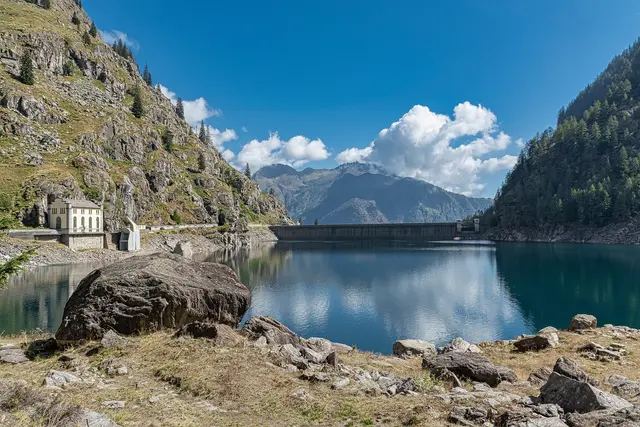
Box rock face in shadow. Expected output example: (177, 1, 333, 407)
(55, 253, 251, 343)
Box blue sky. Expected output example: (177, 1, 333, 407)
(88, 0, 640, 197)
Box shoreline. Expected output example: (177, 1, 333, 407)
(0, 227, 279, 270)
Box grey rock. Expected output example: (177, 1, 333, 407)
(27, 338, 58, 358)
(397, 378, 416, 394)
(0, 347, 28, 364)
(540, 372, 632, 413)
(568, 314, 597, 332)
(610, 378, 640, 401)
(241, 316, 300, 346)
(290, 387, 312, 401)
(100, 330, 127, 349)
(438, 337, 483, 354)
(56, 254, 251, 342)
(553, 357, 599, 387)
(332, 377, 350, 390)
(101, 401, 125, 409)
(496, 409, 568, 427)
(564, 405, 640, 427)
(174, 321, 243, 346)
(393, 339, 436, 358)
(300, 371, 330, 382)
(326, 351, 338, 368)
(301, 347, 326, 364)
(578, 342, 624, 361)
(514, 333, 559, 352)
(278, 344, 308, 370)
(538, 326, 559, 334)
(423, 352, 514, 387)
(449, 406, 489, 425)
(532, 404, 564, 418)
(173, 241, 193, 260)
(529, 367, 553, 387)
(80, 410, 122, 427)
(43, 370, 81, 388)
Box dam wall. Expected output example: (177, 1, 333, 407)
(270, 223, 459, 241)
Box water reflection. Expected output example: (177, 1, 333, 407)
(212, 241, 532, 353)
(0, 263, 104, 334)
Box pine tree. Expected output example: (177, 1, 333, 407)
(142, 64, 152, 86)
(82, 31, 91, 46)
(314, 219, 319, 225)
(89, 22, 98, 37)
(176, 98, 184, 120)
(131, 86, 144, 118)
(244, 163, 251, 179)
(62, 59, 75, 76)
(298, 217, 303, 225)
(205, 126, 212, 145)
(0, 249, 36, 288)
(269, 187, 275, 196)
(162, 127, 174, 153)
(19, 51, 35, 85)
(198, 121, 207, 143)
(71, 12, 80, 25)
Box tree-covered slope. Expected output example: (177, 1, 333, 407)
(490, 38, 640, 230)
(0, 0, 288, 232)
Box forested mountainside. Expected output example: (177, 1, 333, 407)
(489, 38, 640, 230)
(255, 163, 492, 224)
(0, 0, 289, 232)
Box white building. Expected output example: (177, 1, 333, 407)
(48, 198, 104, 250)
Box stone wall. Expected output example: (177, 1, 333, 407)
(62, 234, 105, 250)
(270, 223, 458, 241)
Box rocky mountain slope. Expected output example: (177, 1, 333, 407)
(255, 163, 492, 224)
(488, 38, 640, 240)
(0, 0, 289, 232)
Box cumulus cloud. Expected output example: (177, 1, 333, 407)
(335, 102, 517, 195)
(158, 84, 222, 128)
(206, 126, 237, 148)
(99, 30, 140, 51)
(235, 132, 329, 172)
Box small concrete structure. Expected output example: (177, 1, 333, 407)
(118, 217, 141, 252)
(271, 223, 459, 242)
(48, 198, 104, 250)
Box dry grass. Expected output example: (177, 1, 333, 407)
(0, 328, 637, 426)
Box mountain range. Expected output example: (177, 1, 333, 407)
(254, 163, 492, 224)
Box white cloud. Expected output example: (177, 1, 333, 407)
(221, 149, 235, 162)
(235, 132, 329, 172)
(335, 144, 374, 164)
(158, 84, 222, 128)
(99, 30, 140, 51)
(241, 126, 248, 133)
(335, 102, 517, 195)
(207, 126, 237, 148)
(515, 138, 525, 148)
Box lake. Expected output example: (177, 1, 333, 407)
(3, 241, 640, 354)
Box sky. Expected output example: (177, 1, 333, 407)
(88, 0, 640, 197)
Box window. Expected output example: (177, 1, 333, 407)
(89, 217, 93, 230)
(60, 208, 65, 214)
(55, 217, 61, 230)
(73, 217, 77, 229)
(96, 217, 100, 230)
(74, 208, 77, 214)
(81, 217, 85, 229)
(52, 208, 56, 214)
(81, 209, 85, 215)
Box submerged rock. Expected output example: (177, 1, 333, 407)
(55, 253, 250, 343)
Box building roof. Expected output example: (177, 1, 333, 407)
(62, 199, 101, 209)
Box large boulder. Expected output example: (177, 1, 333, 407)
(55, 253, 251, 343)
(393, 339, 436, 358)
(422, 352, 516, 387)
(241, 316, 301, 346)
(568, 314, 597, 332)
(540, 372, 632, 413)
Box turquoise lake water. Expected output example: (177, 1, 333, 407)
(2, 241, 640, 354)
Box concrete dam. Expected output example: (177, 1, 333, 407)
(270, 220, 479, 242)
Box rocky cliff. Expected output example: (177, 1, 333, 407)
(255, 163, 492, 224)
(0, 0, 289, 232)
